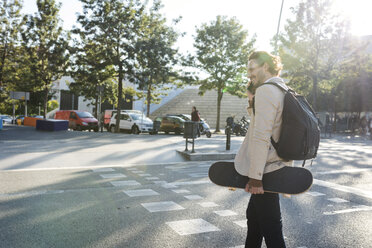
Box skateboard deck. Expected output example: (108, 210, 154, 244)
(209, 161, 313, 194)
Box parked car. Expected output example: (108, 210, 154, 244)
(55, 110, 99, 132)
(165, 113, 212, 137)
(0, 115, 13, 124)
(104, 109, 142, 130)
(153, 115, 185, 135)
(109, 111, 153, 134)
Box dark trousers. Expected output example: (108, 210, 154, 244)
(245, 192, 286, 248)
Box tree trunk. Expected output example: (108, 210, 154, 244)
(94, 95, 98, 119)
(215, 88, 223, 132)
(115, 65, 123, 133)
(0, 40, 8, 87)
(312, 74, 318, 111)
(43, 86, 48, 119)
(146, 83, 151, 117)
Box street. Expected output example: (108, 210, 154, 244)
(1, 125, 372, 248)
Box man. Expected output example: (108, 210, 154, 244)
(191, 106, 201, 137)
(234, 51, 293, 248)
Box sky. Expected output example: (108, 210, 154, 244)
(21, 0, 372, 54)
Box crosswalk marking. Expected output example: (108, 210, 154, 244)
(123, 189, 159, 197)
(214, 210, 238, 217)
(233, 220, 247, 228)
(184, 195, 203, 200)
(141, 201, 185, 212)
(166, 219, 220, 235)
(328, 197, 349, 203)
(313, 179, 372, 200)
(323, 205, 372, 215)
(92, 168, 115, 172)
(100, 173, 126, 179)
(198, 202, 219, 208)
(172, 189, 191, 194)
(110, 180, 141, 187)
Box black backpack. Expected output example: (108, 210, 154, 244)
(254, 82, 320, 166)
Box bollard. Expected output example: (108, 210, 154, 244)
(226, 127, 231, 150)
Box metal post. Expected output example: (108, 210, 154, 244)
(25, 92, 27, 117)
(274, 0, 285, 54)
(226, 127, 231, 150)
(191, 138, 195, 153)
(185, 138, 189, 151)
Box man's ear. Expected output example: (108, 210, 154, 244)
(263, 62, 269, 72)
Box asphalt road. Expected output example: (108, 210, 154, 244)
(1, 125, 372, 248)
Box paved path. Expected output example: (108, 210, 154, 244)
(1, 125, 372, 247)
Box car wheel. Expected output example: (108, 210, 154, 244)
(110, 125, 115, 133)
(77, 125, 82, 131)
(94, 127, 99, 132)
(175, 128, 181, 135)
(132, 125, 139, 134)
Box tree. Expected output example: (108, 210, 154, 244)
(21, 0, 70, 118)
(277, 0, 351, 110)
(193, 15, 255, 132)
(69, 36, 117, 118)
(134, 0, 181, 117)
(77, 0, 145, 132)
(0, 0, 23, 88)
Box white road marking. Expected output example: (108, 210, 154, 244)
(316, 168, 372, 175)
(328, 198, 349, 203)
(323, 205, 372, 215)
(123, 189, 159, 197)
(153, 181, 168, 184)
(214, 210, 238, 217)
(0, 190, 64, 197)
(145, 177, 160, 180)
(141, 201, 185, 212)
(233, 220, 247, 228)
(110, 180, 141, 187)
(313, 179, 372, 200)
(305, 191, 325, 197)
(188, 173, 209, 178)
(172, 189, 191, 194)
(92, 168, 115, 172)
(184, 195, 204, 200)
(161, 183, 178, 189)
(171, 180, 211, 186)
(138, 173, 152, 177)
(100, 173, 126, 179)
(166, 219, 220, 235)
(198, 202, 219, 208)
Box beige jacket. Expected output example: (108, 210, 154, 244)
(234, 77, 293, 180)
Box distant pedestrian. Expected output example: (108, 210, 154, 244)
(191, 106, 201, 137)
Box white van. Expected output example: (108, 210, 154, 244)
(109, 111, 153, 134)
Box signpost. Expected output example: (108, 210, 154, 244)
(10, 91, 30, 122)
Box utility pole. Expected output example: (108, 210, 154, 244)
(274, 0, 285, 54)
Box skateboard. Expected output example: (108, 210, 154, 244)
(208, 161, 313, 194)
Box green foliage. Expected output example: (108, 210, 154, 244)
(20, 0, 70, 117)
(193, 15, 255, 130)
(47, 99, 58, 112)
(134, 0, 181, 116)
(77, 0, 145, 131)
(0, 0, 24, 88)
(278, 0, 351, 110)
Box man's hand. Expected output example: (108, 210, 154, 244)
(245, 178, 264, 194)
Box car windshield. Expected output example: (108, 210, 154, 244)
(77, 112, 93, 118)
(129, 113, 151, 122)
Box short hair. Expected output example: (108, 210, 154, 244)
(248, 51, 283, 76)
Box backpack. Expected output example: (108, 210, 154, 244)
(254, 82, 320, 166)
